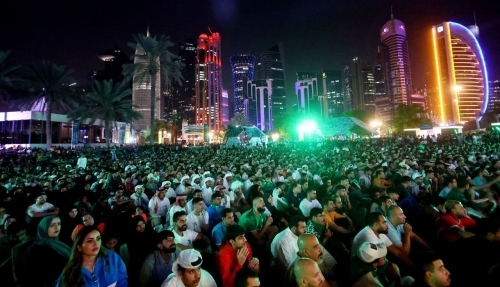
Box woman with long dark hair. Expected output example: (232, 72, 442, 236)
(56, 225, 128, 287)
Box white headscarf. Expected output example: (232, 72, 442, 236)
(272, 187, 289, 211)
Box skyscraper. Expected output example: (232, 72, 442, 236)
(295, 78, 319, 114)
(230, 54, 256, 115)
(432, 22, 489, 124)
(256, 44, 287, 121)
(343, 65, 353, 112)
(321, 70, 344, 118)
(195, 32, 222, 131)
(362, 66, 376, 112)
(167, 38, 197, 124)
(244, 80, 273, 131)
(132, 39, 161, 132)
(222, 89, 229, 125)
(378, 13, 412, 119)
(350, 57, 364, 110)
(488, 80, 500, 113)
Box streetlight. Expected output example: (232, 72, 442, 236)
(272, 133, 280, 142)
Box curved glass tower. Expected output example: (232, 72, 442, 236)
(432, 22, 489, 124)
(230, 54, 256, 115)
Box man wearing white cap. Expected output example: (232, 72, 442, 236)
(410, 172, 425, 198)
(161, 249, 217, 287)
(351, 242, 399, 287)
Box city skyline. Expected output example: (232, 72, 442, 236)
(1, 0, 499, 116)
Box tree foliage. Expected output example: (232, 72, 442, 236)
(228, 112, 251, 126)
(0, 50, 21, 106)
(123, 33, 183, 145)
(67, 80, 142, 147)
(392, 104, 431, 132)
(342, 109, 373, 123)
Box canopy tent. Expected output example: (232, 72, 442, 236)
(320, 117, 375, 137)
(223, 125, 268, 148)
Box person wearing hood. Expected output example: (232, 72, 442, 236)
(201, 177, 214, 206)
(169, 195, 189, 227)
(19, 215, 71, 286)
(176, 175, 191, 195)
(223, 173, 233, 191)
(191, 175, 202, 190)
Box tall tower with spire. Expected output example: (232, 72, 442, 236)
(132, 28, 162, 131)
(376, 9, 412, 121)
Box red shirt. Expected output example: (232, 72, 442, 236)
(216, 242, 253, 287)
(437, 213, 476, 243)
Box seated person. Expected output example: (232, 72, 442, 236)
(436, 200, 475, 243)
(412, 251, 451, 287)
(161, 249, 217, 287)
(386, 206, 430, 256)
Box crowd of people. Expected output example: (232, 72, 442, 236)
(1, 132, 500, 287)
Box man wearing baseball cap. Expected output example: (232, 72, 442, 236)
(161, 249, 217, 287)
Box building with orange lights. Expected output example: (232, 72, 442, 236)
(377, 14, 412, 121)
(195, 32, 222, 131)
(432, 22, 489, 125)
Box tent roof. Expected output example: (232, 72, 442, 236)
(225, 125, 266, 138)
(320, 117, 375, 136)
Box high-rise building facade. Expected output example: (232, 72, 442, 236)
(167, 39, 197, 123)
(244, 80, 273, 131)
(350, 57, 364, 110)
(230, 54, 256, 115)
(432, 22, 489, 124)
(222, 89, 229, 125)
(362, 66, 376, 112)
(195, 32, 222, 131)
(255, 44, 286, 121)
(321, 70, 344, 118)
(378, 14, 412, 120)
(488, 80, 500, 113)
(132, 42, 161, 131)
(343, 65, 353, 112)
(295, 78, 319, 114)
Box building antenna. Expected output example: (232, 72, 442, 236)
(390, 5, 394, 20)
(208, 27, 213, 35)
(146, 23, 150, 37)
(473, 11, 477, 26)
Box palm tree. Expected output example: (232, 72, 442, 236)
(228, 112, 251, 126)
(67, 79, 142, 147)
(123, 33, 183, 145)
(16, 61, 77, 149)
(0, 50, 21, 107)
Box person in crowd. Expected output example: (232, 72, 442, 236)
(175, 175, 191, 195)
(186, 197, 209, 234)
(128, 216, 157, 283)
(386, 205, 431, 255)
(299, 188, 321, 218)
(26, 193, 60, 223)
(71, 213, 106, 241)
(270, 215, 306, 268)
(91, 196, 112, 222)
(187, 189, 208, 214)
(438, 177, 457, 198)
(436, 200, 475, 243)
(131, 184, 149, 213)
(285, 182, 303, 216)
(149, 187, 170, 228)
(306, 207, 332, 246)
(57, 226, 128, 287)
(172, 211, 210, 250)
(19, 215, 71, 286)
(161, 249, 217, 287)
(212, 208, 235, 250)
(238, 196, 278, 247)
(372, 170, 392, 192)
(132, 206, 148, 222)
(234, 268, 260, 287)
(373, 195, 393, 217)
(387, 187, 400, 206)
(207, 193, 224, 230)
(202, 177, 215, 206)
(392, 163, 408, 187)
(412, 251, 451, 287)
(139, 230, 178, 287)
(216, 225, 260, 287)
(0, 221, 26, 266)
(353, 212, 413, 267)
(293, 257, 329, 287)
(60, 206, 81, 245)
(169, 195, 188, 227)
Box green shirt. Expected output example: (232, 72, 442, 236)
(446, 188, 467, 204)
(238, 209, 267, 232)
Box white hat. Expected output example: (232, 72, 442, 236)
(412, 172, 422, 180)
(357, 242, 387, 263)
(173, 249, 203, 273)
(161, 181, 171, 187)
(231, 181, 243, 191)
(135, 184, 144, 191)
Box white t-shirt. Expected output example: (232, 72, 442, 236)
(130, 193, 149, 207)
(148, 198, 170, 218)
(161, 269, 216, 287)
(26, 202, 54, 223)
(169, 205, 188, 226)
(352, 226, 393, 257)
(271, 228, 299, 267)
(186, 211, 209, 233)
(299, 199, 321, 217)
(201, 187, 213, 206)
(173, 229, 198, 248)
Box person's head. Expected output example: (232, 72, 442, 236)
(401, 176, 411, 187)
(387, 187, 400, 202)
(176, 195, 187, 207)
(357, 242, 387, 268)
(174, 249, 204, 287)
(443, 177, 457, 188)
(310, 208, 325, 225)
(156, 230, 176, 253)
(387, 205, 406, 225)
(252, 196, 266, 213)
(158, 189, 166, 200)
(290, 182, 302, 194)
(444, 200, 467, 218)
(74, 226, 104, 259)
(36, 194, 47, 205)
(68, 207, 78, 219)
(374, 170, 385, 179)
(289, 215, 306, 236)
(456, 177, 469, 190)
(307, 189, 317, 201)
(211, 193, 222, 206)
(131, 216, 146, 233)
(192, 197, 205, 213)
(415, 251, 451, 287)
(333, 184, 347, 197)
(293, 257, 325, 287)
(82, 213, 95, 226)
(174, 211, 188, 232)
(135, 206, 144, 215)
(193, 189, 203, 199)
(135, 185, 144, 195)
(225, 225, 247, 249)
(367, 212, 389, 234)
(378, 195, 393, 209)
(475, 218, 500, 243)
(332, 195, 343, 211)
(321, 197, 334, 212)
(38, 215, 61, 238)
(221, 208, 234, 227)
(6, 221, 27, 244)
(297, 233, 323, 262)
(235, 268, 260, 287)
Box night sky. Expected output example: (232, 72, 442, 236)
(1, 0, 499, 112)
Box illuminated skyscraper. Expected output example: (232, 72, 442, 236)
(321, 70, 343, 118)
(195, 32, 222, 131)
(230, 54, 256, 115)
(432, 22, 489, 124)
(343, 65, 353, 111)
(244, 80, 273, 131)
(362, 66, 376, 112)
(295, 78, 319, 114)
(222, 89, 229, 125)
(378, 13, 412, 119)
(132, 38, 161, 131)
(488, 80, 500, 113)
(350, 57, 364, 110)
(256, 44, 287, 120)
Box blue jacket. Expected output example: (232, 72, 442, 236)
(56, 251, 128, 287)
